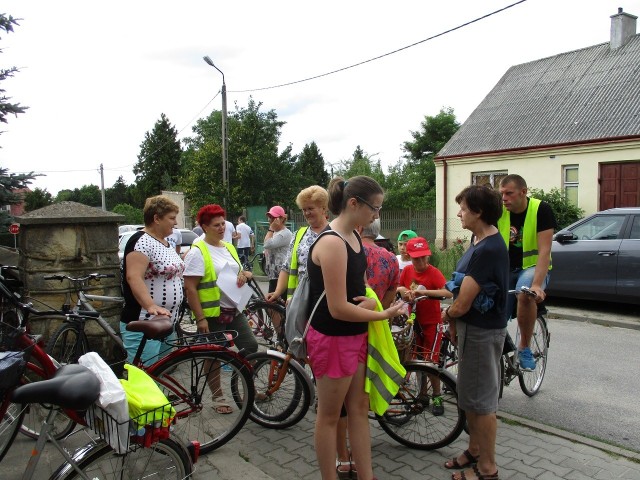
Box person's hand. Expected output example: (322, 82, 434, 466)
(353, 296, 377, 311)
(197, 319, 210, 334)
(385, 299, 408, 319)
(265, 291, 279, 302)
(529, 285, 545, 303)
(448, 320, 458, 346)
(236, 271, 248, 288)
(244, 270, 253, 281)
(146, 304, 170, 316)
(401, 290, 415, 302)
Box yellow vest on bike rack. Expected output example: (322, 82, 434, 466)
(286, 226, 309, 299)
(364, 287, 407, 416)
(194, 241, 243, 318)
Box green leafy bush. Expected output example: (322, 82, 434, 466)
(112, 204, 143, 224)
(430, 238, 466, 281)
(529, 188, 584, 230)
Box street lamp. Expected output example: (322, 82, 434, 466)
(203, 55, 229, 209)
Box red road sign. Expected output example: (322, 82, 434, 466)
(8, 223, 19, 235)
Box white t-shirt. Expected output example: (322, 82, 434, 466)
(397, 255, 413, 271)
(184, 243, 240, 309)
(166, 228, 182, 250)
(235, 222, 253, 249)
(223, 221, 236, 243)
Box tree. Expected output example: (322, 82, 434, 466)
(1, 14, 27, 126)
(529, 187, 584, 230)
(24, 187, 53, 212)
(337, 146, 385, 185)
(386, 107, 460, 210)
(133, 113, 182, 200)
(54, 185, 101, 207)
(106, 176, 130, 210)
(112, 203, 143, 224)
(182, 98, 293, 216)
(293, 142, 330, 189)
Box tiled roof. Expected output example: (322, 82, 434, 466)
(437, 35, 640, 158)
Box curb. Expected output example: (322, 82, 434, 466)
(497, 411, 640, 462)
(546, 311, 640, 331)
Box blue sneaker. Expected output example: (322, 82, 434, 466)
(518, 347, 536, 371)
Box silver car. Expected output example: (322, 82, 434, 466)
(547, 207, 640, 304)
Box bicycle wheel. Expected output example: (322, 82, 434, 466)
(148, 350, 254, 454)
(46, 323, 89, 365)
(175, 298, 196, 338)
(19, 357, 76, 440)
(242, 352, 311, 429)
(244, 300, 278, 346)
(377, 363, 465, 450)
(518, 315, 549, 396)
(0, 398, 25, 462)
(49, 437, 192, 480)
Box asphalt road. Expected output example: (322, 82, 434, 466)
(499, 317, 640, 452)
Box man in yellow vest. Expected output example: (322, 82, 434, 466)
(498, 174, 556, 371)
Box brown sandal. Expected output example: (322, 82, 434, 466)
(452, 464, 499, 480)
(444, 449, 479, 469)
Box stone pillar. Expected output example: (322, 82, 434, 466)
(14, 202, 125, 358)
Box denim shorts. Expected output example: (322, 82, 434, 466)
(506, 267, 550, 319)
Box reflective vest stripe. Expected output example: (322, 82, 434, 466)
(197, 281, 217, 290)
(286, 227, 309, 299)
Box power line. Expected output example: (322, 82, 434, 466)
(230, 0, 527, 93)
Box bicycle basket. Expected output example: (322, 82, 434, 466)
(390, 314, 413, 364)
(87, 402, 175, 452)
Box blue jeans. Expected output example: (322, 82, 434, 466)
(506, 267, 550, 320)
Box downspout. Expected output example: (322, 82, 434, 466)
(442, 159, 448, 248)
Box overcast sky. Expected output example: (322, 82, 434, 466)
(1, 0, 638, 195)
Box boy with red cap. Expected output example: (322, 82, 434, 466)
(397, 237, 452, 415)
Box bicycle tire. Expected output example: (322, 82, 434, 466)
(244, 301, 277, 346)
(518, 315, 549, 396)
(147, 349, 254, 454)
(0, 399, 25, 462)
(377, 363, 465, 450)
(242, 351, 311, 429)
(49, 437, 192, 480)
(19, 358, 76, 441)
(46, 323, 89, 366)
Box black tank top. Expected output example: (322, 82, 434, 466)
(308, 230, 368, 336)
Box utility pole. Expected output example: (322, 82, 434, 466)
(99, 163, 106, 211)
(203, 56, 229, 210)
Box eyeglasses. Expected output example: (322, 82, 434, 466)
(356, 196, 382, 213)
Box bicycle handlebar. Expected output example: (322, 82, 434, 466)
(508, 286, 537, 298)
(44, 273, 115, 282)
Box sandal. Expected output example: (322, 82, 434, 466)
(452, 465, 499, 480)
(212, 396, 233, 414)
(336, 460, 354, 479)
(444, 449, 479, 469)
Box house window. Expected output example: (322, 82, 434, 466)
(563, 165, 579, 205)
(472, 171, 508, 189)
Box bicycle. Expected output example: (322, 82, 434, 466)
(239, 298, 314, 429)
(7, 362, 193, 479)
(434, 286, 550, 398)
(378, 295, 466, 450)
(39, 273, 256, 454)
(241, 252, 265, 275)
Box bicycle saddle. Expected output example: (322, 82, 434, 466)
(11, 364, 100, 411)
(126, 315, 173, 339)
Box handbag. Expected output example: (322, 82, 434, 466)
(215, 307, 237, 324)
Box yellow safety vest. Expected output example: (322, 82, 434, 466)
(364, 287, 407, 416)
(286, 226, 309, 299)
(498, 197, 551, 270)
(194, 241, 242, 318)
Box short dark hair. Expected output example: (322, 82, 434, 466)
(500, 174, 527, 190)
(455, 185, 503, 225)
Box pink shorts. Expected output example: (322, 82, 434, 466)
(306, 325, 368, 379)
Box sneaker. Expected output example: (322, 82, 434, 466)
(431, 395, 444, 416)
(518, 347, 536, 371)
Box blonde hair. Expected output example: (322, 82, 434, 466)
(143, 195, 179, 226)
(295, 185, 329, 209)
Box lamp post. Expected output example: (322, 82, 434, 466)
(203, 55, 229, 209)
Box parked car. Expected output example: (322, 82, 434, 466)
(118, 224, 143, 238)
(546, 207, 640, 304)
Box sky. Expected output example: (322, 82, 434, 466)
(1, 0, 639, 196)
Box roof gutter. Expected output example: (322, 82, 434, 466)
(434, 135, 640, 162)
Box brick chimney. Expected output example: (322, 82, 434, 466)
(610, 8, 637, 49)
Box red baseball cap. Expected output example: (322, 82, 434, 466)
(406, 237, 432, 258)
(267, 206, 286, 218)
